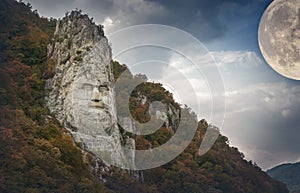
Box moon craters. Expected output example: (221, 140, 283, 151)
(258, 0, 300, 80)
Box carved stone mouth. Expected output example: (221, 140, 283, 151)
(88, 101, 105, 108)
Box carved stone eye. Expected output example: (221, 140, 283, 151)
(99, 83, 109, 91)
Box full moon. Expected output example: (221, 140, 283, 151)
(258, 0, 300, 80)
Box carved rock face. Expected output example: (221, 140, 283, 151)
(66, 41, 114, 137)
(46, 11, 126, 166)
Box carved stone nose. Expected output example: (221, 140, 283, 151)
(91, 87, 100, 102)
(89, 87, 105, 108)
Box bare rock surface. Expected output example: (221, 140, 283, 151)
(46, 11, 125, 166)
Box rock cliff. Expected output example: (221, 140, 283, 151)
(46, 11, 125, 166)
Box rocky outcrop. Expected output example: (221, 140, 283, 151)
(45, 11, 126, 167)
(45, 10, 180, 171)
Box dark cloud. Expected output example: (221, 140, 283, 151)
(25, 0, 76, 18)
(143, 0, 272, 41)
(26, 0, 272, 42)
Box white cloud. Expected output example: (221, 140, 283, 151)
(211, 50, 264, 69)
(143, 50, 265, 126)
(102, 17, 120, 32)
(224, 82, 300, 116)
(222, 81, 300, 169)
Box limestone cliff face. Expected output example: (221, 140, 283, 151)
(46, 11, 124, 166)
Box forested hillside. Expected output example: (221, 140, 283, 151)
(268, 162, 300, 193)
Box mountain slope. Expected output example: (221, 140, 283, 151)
(0, 0, 109, 192)
(268, 162, 300, 193)
(0, 0, 289, 193)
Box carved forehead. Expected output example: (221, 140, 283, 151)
(73, 72, 101, 85)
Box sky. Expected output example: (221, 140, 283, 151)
(24, 0, 300, 170)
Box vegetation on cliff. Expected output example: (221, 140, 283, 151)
(0, 0, 108, 192)
(110, 61, 288, 193)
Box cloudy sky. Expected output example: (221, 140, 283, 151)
(25, 0, 300, 170)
